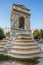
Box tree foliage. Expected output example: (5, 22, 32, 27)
(33, 29, 43, 40)
(40, 29, 43, 39)
(33, 29, 40, 40)
(0, 28, 5, 40)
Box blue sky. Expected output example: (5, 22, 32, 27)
(0, 0, 43, 29)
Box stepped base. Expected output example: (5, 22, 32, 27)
(0, 38, 9, 54)
(4, 34, 41, 58)
(6, 53, 40, 58)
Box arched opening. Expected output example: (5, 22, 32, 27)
(19, 16, 25, 29)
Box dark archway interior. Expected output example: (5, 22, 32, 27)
(19, 16, 24, 29)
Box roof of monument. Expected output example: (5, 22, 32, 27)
(13, 3, 30, 11)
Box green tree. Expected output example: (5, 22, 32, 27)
(33, 29, 40, 40)
(40, 29, 43, 40)
(0, 28, 5, 40)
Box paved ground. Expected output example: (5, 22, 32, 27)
(35, 51, 43, 65)
(35, 58, 43, 65)
(0, 62, 23, 65)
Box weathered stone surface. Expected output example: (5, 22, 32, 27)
(4, 4, 41, 58)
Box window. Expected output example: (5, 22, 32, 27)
(19, 16, 24, 29)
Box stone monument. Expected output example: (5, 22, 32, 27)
(4, 4, 41, 58)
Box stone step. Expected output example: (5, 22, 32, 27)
(13, 42, 37, 46)
(1, 38, 9, 42)
(0, 38, 9, 54)
(0, 45, 5, 48)
(0, 52, 4, 54)
(9, 50, 40, 55)
(17, 33, 31, 36)
(17, 36, 32, 39)
(11, 46, 39, 50)
(9, 48, 40, 53)
(16, 38, 32, 40)
(14, 42, 36, 44)
(1, 40, 8, 42)
(11, 45, 39, 49)
(7, 53, 40, 58)
(0, 49, 4, 51)
(0, 42, 6, 45)
(12, 44, 38, 47)
(15, 40, 34, 42)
